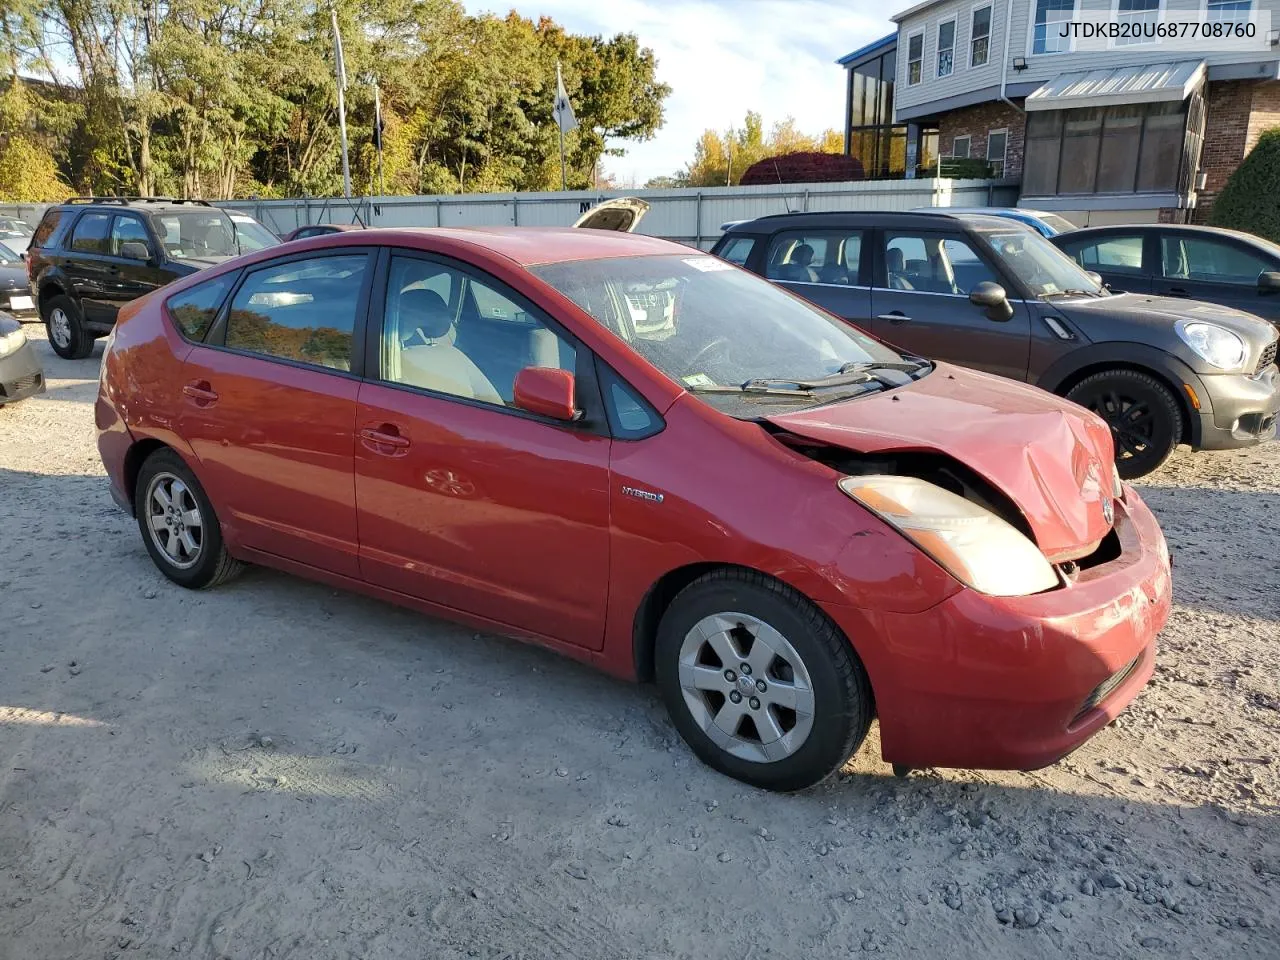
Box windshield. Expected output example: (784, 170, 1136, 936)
(230, 218, 281, 252)
(0, 218, 31, 236)
(153, 211, 239, 259)
(978, 229, 1103, 298)
(531, 254, 912, 399)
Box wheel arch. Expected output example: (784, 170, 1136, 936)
(122, 438, 175, 512)
(630, 562, 868, 702)
(1037, 346, 1202, 447)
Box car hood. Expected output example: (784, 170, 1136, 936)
(1060, 292, 1277, 345)
(765, 363, 1117, 562)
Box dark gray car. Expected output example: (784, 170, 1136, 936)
(1051, 224, 1280, 326)
(712, 211, 1280, 478)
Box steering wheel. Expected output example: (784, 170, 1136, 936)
(686, 336, 733, 373)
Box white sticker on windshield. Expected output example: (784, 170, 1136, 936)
(682, 373, 716, 387)
(683, 256, 733, 273)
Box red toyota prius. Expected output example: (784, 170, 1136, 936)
(96, 227, 1172, 791)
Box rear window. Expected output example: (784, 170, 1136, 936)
(31, 209, 64, 248)
(166, 274, 236, 342)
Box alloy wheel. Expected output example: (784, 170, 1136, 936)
(1083, 389, 1153, 463)
(145, 472, 204, 570)
(677, 612, 816, 763)
(49, 307, 71, 349)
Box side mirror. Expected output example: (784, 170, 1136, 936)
(969, 281, 1014, 322)
(1258, 271, 1280, 295)
(513, 367, 579, 421)
(1085, 271, 1103, 287)
(120, 241, 151, 262)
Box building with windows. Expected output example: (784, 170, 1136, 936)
(840, 0, 1280, 222)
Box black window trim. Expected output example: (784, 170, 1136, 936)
(106, 212, 155, 262)
(68, 210, 114, 256)
(200, 245, 377, 380)
(1059, 229, 1151, 276)
(162, 270, 241, 345)
(762, 227, 872, 288)
(365, 246, 611, 437)
(872, 226, 1029, 299)
(594, 356, 666, 441)
(1155, 229, 1279, 285)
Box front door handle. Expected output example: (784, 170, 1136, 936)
(876, 312, 912, 323)
(1165, 287, 1191, 297)
(182, 381, 218, 405)
(360, 425, 410, 453)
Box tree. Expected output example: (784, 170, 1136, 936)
(0, 79, 66, 200)
(0, 0, 671, 199)
(676, 112, 843, 187)
(1210, 127, 1280, 244)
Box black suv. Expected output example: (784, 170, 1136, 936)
(713, 211, 1280, 477)
(27, 197, 253, 359)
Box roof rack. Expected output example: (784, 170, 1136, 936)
(63, 196, 213, 207)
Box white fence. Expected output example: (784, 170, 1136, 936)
(0, 178, 1019, 249)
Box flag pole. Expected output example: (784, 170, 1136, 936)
(331, 7, 351, 199)
(374, 79, 386, 197)
(559, 123, 567, 191)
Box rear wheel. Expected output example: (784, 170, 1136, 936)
(43, 295, 94, 360)
(134, 449, 243, 589)
(1066, 369, 1182, 479)
(655, 570, 872, 791)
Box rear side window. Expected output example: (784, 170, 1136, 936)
(166, 275, 235, 342)
(70, 213, 112, 254)
(31, 209, 64, 248)
(765, 230, 864, 285)
(224, 254, 368, 371)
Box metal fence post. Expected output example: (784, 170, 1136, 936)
(695, 192, 702, 247)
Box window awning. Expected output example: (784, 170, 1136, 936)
(1025, 60, 1206, 112)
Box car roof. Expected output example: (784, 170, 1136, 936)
(288, 226, 685, 266)
(57, 199, 223, 216)
(721, 210, 1018, 233)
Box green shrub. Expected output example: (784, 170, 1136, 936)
(1209, 126, 1280, 243)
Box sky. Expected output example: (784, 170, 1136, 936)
(461, 0, 892, 185)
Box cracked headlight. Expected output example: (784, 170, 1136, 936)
(839, 475, 1058, 597)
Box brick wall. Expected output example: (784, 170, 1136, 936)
(1192, 80, 1280, 222)
(937, 101, 1026, 179)
(1246, 80, 1280, 154)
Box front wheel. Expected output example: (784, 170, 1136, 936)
(655, 570, 873, 791)
(1065, 369, 1183, 479)
(134, 449, 243, 589)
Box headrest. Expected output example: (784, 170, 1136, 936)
(792, 243, 814, 266)
(400, 288, 452, 340)
(886, 247, 905, 271)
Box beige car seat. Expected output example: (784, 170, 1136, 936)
(397, 289, 504, 404)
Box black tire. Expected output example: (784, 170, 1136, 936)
(1065, 369, 1183, 480)
(134, 448, 243, 589)
(654, 569, 873, 792)
(42, 294, 94, 360)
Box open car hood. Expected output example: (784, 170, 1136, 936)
(573, 197, 650, 232)
(765, 363, 1118, 562)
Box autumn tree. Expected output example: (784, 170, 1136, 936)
(677, 112, 844, 187)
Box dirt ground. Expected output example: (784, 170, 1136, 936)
(1, 326, 1277, 960)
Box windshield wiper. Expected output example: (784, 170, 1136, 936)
(741, 371, 881, 391)
(1039, 289, 1099, 300)
(687, 383, 815, 396)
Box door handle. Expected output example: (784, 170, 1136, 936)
(1165, 287, 1190, 297)
(876, 312, 912, 323)
(360, 425, 410, 452)
(182, 381, 218, 405)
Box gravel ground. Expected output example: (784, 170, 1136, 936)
(1, 326, 1277, 960)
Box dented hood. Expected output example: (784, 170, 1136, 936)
(766, 363, 1117, 561)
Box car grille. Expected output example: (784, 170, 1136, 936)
(0, 373, 41, 398)
(1257, 340, 1277, 376)
(1071, 653, 1142, 726)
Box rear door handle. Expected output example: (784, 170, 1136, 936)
(360, 425, 410, 452)
(182, 381, 218, 405)
(876, 312, 911, 323)
(1165, 287, 1190, 297)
